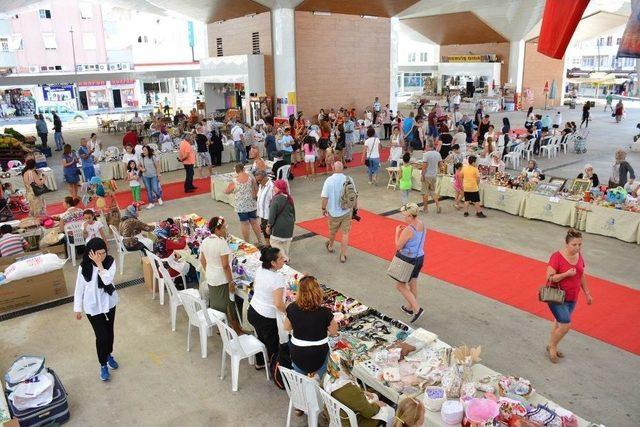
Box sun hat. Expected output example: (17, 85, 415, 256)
(400, 203, 419, 216)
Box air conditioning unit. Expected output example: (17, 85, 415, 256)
(28, 65, 39, 73)
(76, 64, 86, 72)
(98, 63, 106, 71)
(108, 63, 117, 71)
(120, 63, 129, 71)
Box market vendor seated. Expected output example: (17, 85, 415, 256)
(159, 128, 173, 152)
(57, 196, 84, 227)
(577, 163, 599, 188)
(152, 220, 192, 288)
(0, 224, 29, 257)
(323, 350, 395, 427)
(490, 152, 506, 173)
(118, 205, 154, 254)
(522, 160, 545, 181)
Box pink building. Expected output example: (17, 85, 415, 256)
(11, 1, 108, 74)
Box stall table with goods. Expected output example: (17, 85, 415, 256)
(0, 167, 57, 192)
(209, 162, 275, 207)
(156, 214, 594, 426)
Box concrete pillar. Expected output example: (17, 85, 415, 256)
(389, 17, 399, 113)
(271, 8, 296, 117)
(508, 40, 525, 93)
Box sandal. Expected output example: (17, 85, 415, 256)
(546, 346, 559, 364)
(325, 241, 335, 253)
(547, 345, 564, 358)
(340, 254, 347, 263)
(254, 364, 265, 371)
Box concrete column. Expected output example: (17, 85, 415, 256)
(271, 8, 296, 116)
(389, 17, 399, 112)
(508, 39, 525, 93)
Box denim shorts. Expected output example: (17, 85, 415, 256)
(395, 252, 424, 280)
(548, 301, 576, 324)
(237, 210, 257, 222)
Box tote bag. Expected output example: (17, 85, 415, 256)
(387, 225, 425, 283)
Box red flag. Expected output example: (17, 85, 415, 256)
(538, 0, 590, 59)
(543, 81, 549, 93)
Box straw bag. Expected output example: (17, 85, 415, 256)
(538, 280, 565, 305)
(387, 224, 425, 283)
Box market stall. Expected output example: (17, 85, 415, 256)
(523, 193, 577, 227)
(481, 184, 526, 216)
(1, 167, 57, 192)
(583, 204, 640, 243)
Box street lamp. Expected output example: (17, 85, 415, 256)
(70, 26, 81, 110)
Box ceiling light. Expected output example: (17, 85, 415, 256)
(245, 13, 256, 18)
(361, 15, 378, 19)
(313, 11, 331, 16)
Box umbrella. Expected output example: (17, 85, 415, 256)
(549, 80, 557, 99)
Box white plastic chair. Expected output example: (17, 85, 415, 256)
(180, 292, 227, 358)
(559, 133, 569, 154)
(158, 263, 201, 332)
(280, 367, 322, 427)
(64, 221, 86, 266)
(541, 136, 559, 159)
(504, 144, 524, 170)
(105, 146, 120, 159)
(146, 251, 187, 305)
(318, 388, 359, 427)
(109, 225, 128, 275)
(147, 143, 159, 151)
(215, 316, 270, 391)
(276, 164, 291, 193)
(496, 134, 505, 155)
(523, 138, 535, 161)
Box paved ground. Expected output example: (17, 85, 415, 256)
(1, 104, 639, 426)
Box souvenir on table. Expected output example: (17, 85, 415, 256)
(534, 182, 562, 197)
(441, 365, 464, 398)
(548, 177, 568, 190)
(606, 186, 627, 205)
(478, 164, 490, 178)
(464, 398, 500, 424)
(569, 178, 591, 195)
(441, 400, 464, 425)
(498, 396, 528, 421)
(423, 386, 446, 411)
(498, 376, 534, 399)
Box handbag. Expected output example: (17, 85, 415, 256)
(30, 182, 50, 196)
(538, 278, 565, 304)
(387, 223, 425, 283)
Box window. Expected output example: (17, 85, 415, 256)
(407, 52, 416, 62)
(82, 33, 96, 50)
(10, 34, 23, 50)
(79, 2, 93, 19)
(599, 55, 609, 67)
(419, 52, 428, 62)
(596, 37, 604, 46)
(581, 56, 595, 67)
(403, 72, 430, 89)
(216, 37, 223, 57)
(42, 33, 57, 50)
(572, 57, 581, 65)
(623, 57, 636, 67)
(252, 32, 260, 54)
(0, 37, 8, 52)
(38, 9, 52, 19)
(54, 65, 62, 70)
(606, 36, 612, 46)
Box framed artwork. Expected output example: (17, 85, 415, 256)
(570, 178, 592, 195)
(548, 176, 567, 189)
(534, 182, 563, 197)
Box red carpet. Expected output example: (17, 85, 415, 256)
(41, 177, 212, 216)
(298, 209, 640, 355)
(288, 147, 390, 177)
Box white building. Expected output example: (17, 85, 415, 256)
(396, 24, 439, 95)
(566, 25, 636, 73)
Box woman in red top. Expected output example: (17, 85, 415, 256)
(545, 229, 593, 363)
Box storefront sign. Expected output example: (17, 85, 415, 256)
(42, 85, 75, 101)
(441, 54, 498, 63)
(110, 79, 136, 86)
(78, 81, 106, 87)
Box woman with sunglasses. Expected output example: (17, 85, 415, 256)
(73, 238, 119, 382)
(199, 216, 243, 334)
(284, 276, 338, 378)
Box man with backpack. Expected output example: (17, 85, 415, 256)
(321, 162, 357, 263)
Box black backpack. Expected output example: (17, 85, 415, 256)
(269, 342, 292, 390)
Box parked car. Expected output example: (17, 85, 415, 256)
(38, 105, 88, 122)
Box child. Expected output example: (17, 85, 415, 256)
(453, 162, 463, 210)
(358, 121, 366, 143)
(125, 160, 142, 204)
(398, 153, 413, 205)
(82, 209, 107, 242)
(393, 397, 425, 427)
(324, 146, 335, 175)
(302, 135, 316, 179)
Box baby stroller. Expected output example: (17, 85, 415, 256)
(80, 177, 120, 213)
(0, 198, 15, 222)
(573, 129, 588, 154)
(8, 193, 29, 214)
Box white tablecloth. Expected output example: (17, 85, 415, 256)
(2, 167, 57, 192)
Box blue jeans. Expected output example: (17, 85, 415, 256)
(54, 132, 64, 150)
(234, 140, 247, 164)
(292, 354, 329, 379)
(548, 301, 576, 324)
(143, 175, 162, 203)
(367, 158, 380, 181)
(83, 165, 96, 181)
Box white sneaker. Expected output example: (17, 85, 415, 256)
(158, 198, 164, 206)
(146, 203, 155, 209)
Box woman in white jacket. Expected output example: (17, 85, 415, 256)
(73, 237, 119, 381)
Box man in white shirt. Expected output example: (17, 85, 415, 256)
(230, 122, 246, 164)
(321, 162, 357, 263)
(421, 143, 443, 214)
(131, 112, 143, 124)
(255, 170, 274, 245)
(372, 97, 382, 124)
(453, 93, 461, 111)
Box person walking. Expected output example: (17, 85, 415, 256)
(248, 246, 287, 369)
(343, 116, 355, 162)
(195, 126, 212, 177)
(179, 135, 197, 193)
(382, 105, 392, 140)
(73, 237, 119, 381)
(78, 137, 96, 182)
(362, 128, 381, 185)
(224, 164, 264, 245)
(393, 203, 426, 323)
(62, 144, 80, 199)
(545, 229, 592, 363)
(421, 143, 442, 214)
(608, 149, 635, 188)
(231, 121, 246, 164)
(22, 159, 46, 217)
(372, 96, 382, 124)
(461, 155, 486, 218)
(35, 114, 48, 148)
(52, 112, 64, 151)
(321, 162, 356, 263)
(580, 102, 590, 128)
(614, 100, 624, 123)
(255, 170, 274, 246)
(604, 92, 613, 112)
(398, 153, 413, 205)
(138, 145, 163, 209)
(267, 179, 295, 261)
(265, 126, 277, 161)
(209, 125, 224, 166)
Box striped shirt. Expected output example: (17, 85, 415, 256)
(0, 233, 25, 257)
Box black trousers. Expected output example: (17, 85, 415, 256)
(210, 150, 222, 166)
(383, 123, 391, 139)
(184, 164, 195, 191)
(87, 306, 116, 365)
(38, 133, 48, 147)
(248, 306, 279, 366)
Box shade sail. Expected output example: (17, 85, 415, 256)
(538, 0, 590, 59)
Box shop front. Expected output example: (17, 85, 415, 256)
(438, 58, 503, 112)
(0, 86, 36, 117)
(78, 81, 110, 110)
(109, 79, 138, 108)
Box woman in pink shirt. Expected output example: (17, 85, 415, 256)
(545, 229, 593, 363)
(303, 135, 317, 178)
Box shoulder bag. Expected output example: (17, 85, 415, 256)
(538, 277, 565, 304)
(387, 224, 425, 283)
(364, 138, 379, 167)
